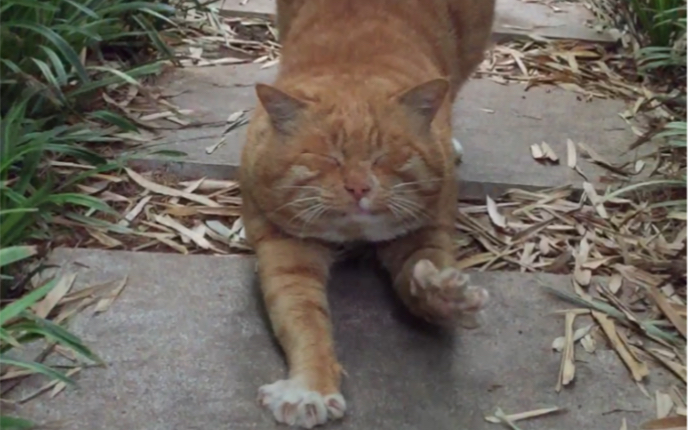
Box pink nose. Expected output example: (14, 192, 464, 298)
(344, 184, 371, 200)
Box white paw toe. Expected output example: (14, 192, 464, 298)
(258, 379, 345, 428)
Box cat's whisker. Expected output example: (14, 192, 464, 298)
(391, 178, 443, 189)
(272, 196, 323, 213)
(387, 199, 419, 223)
(278, 185, 326, 192)
(390, 195, 430, 221)
(299, 204, 329, 237)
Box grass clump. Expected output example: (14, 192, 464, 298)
(0, 0, 187, 426)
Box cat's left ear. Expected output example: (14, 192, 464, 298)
(255, 83, 307, 134)
(396, 78, 449, 129)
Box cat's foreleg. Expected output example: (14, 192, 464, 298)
(377, 226, 488, 328)
(254, 237, 345, 428)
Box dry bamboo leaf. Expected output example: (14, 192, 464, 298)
(656, 391, 674, 419)
(486, 195, 507, 229)
(540, 142, 559, 163)
(552, 323, 593, 351)
(170, 178, 204, 206)
(582, 182, 609, 219)
(118, 195, 152, 226)
(530, 143, 544, 160)
(581, 333, 596, 353)
(592, 311, 649, 381)
(154, 215, 224, 253)
(179, 179, 239, 192)
(641, 416, 687, 430)
(19, 366, 80, 403)
(643, 348, 687, 383)
(33, 273, 77, 319)
(620, 418, 628, 430)
(538, 236, 552, 256)
(645, 284, 687, 339)
(484, 406, 563, 424)
(125, 168, 220, 207)
(87, 229, 123, 248)
(556, 312, 576, 391)
(93, 276, 128, 314)
(609, 274, 623, 295)
(669, 386, 686, 412)
(456, 252, 494, 270)
(50, 367, 81, 398)
(205, 135, 228, 154)
(155, 235, 189, 254)
(490, 407, 525, 430)
(566, 139, 577, 168)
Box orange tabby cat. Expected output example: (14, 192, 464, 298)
(239, 0, 495, 427)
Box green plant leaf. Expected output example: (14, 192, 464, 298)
(0, 278, 57, 326)
(0, 246, 38, 268)
(0, 415, 35, 430)
(14, 313, 103, 364)
(0, 356, 75, 385)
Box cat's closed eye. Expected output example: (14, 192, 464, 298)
(300, 152, 341, 166)
(372, 153, 388, 166)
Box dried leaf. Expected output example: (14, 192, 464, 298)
(486, 196, 507, 229)
(540, 142, 559, 163)
(125, 168, 220, 207)
(582, 182, 609, 219)
(118, 195, 152, 226)
(485, 406, 564, 424)
(645, 283, 687, 339)
(592, 311, 649, 381)
(33, 273, 77, 319)
(530, 143, 544, 160)
(93, 276, 128, 314)
(657, 391, 674, 419)
(556, 312, 577, 391)
(641, 416, 687, 430)
(581, 333, 596, 353)
(608, 274, 623, 294)
(566, 139, 577, 169)
(154, 215, 224, 253)
(50, 367, 81, 398)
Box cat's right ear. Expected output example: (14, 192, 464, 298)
(255, 84, 306, 134)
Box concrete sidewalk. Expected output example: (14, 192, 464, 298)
(14, 249, 667, 430)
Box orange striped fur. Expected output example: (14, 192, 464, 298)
(239, 0, 495, 427)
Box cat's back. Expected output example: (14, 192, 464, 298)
(277, 0, 458, 77)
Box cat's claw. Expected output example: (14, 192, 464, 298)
(411, 259, 488, 328)
(258, 378, 346, 428)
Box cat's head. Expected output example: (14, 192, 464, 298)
(247, 78, 451, 241)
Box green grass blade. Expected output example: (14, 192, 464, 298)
(0, 278, 57, 326)
(0, 415, 35, 430)
(0, 246, 38, 268)
(0, 356, 75, 385)
(16, 314, 103, 364)
(7, 23, 90, 83)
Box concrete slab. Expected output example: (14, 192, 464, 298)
(138, 64, 639, 199)
(212, 0, 617, 43)
(14, 248, 668, 429)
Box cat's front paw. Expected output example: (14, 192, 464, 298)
(411, 259, 488, 328)
(258, 378, 346, 428)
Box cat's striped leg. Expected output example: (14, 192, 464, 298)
(254, 237, 345, 428)
(377, 226, 488, 328)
